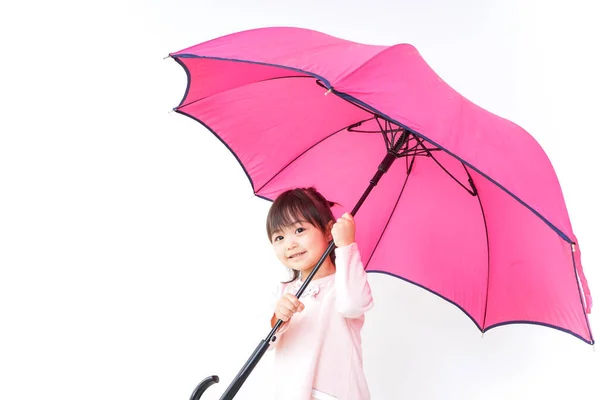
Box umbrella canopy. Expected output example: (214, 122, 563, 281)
(170, 27, 593, 344)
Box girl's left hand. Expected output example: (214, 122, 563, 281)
(331, 212, 355, 247)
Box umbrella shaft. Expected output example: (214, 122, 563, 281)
(217, 340, 271, 400)
(353, 131, 409, 215)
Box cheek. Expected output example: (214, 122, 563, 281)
(274, 245, 286, 260)
(305, 235, 327, 251)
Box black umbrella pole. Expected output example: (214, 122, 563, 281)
(190, 131, 409, 400)
(351, 134, 406, 216)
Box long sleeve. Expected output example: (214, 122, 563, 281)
(334, 242, 374, 318)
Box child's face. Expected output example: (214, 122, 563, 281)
(271, 219, 332, 276)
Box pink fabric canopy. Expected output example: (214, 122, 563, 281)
(171, 27, 593, 344)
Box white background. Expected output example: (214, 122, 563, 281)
(1, 0, 599, 399)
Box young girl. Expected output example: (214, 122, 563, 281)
(266, 187, 374, 400)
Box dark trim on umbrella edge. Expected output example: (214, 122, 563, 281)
(367, 270, 594, 345)
(367, 269, 483, 332)
(172, 56, 192, 109)
(483, 321, 594, 345)
(256, 194, 274, 202)
(174, 108, 257, 194)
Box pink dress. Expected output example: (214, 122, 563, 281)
(268, 243, 374, 400)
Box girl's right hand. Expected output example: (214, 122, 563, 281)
(275, 293, 305, 322)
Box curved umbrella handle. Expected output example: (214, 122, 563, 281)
(190, 375, 219, 400)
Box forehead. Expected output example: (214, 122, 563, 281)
(267, 198, 321, 238)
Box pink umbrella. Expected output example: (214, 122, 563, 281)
(169, 27, 594, 399)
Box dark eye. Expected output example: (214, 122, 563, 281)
(295, 227, 305, 234)
(274, 235, 283, 242)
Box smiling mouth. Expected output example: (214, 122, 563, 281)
(288, 251, 307, 259)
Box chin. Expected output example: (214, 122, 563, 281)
(286, 265, 309, 275)
(290, 265, 309, 273)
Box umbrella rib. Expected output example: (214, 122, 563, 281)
(255, 117, 376, 194)
(364, 157, 414, 269)
(375, 117, 390, 149)
(467, 164, 491, 330)
(413, 136, 476, 196)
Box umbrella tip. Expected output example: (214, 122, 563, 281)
(164, 54, 171, 60)
(324, 88, 332, 96)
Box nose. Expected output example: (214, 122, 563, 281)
(286, 237, 298, 250)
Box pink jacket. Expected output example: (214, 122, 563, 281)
(269, 243, 374, 400)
